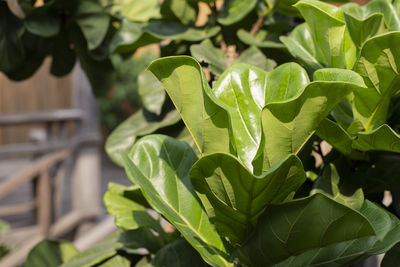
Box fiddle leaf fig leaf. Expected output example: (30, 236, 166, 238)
(293, 0, 356, 69)
(105, 109, 180, 167)
(190, 39, 228, 76)
(122, 135, 232, 267)
(236, 46, 276, 72)
(238, 193, 375, 266)
(261, 79, 356, 169)
(217, 0, 258, 26)
(24, 2, 60, 38)
(238, 29, 285, 49)
(75, 0, 110, 50)
(353, 124, 400, 152)
(190, 153, 305, 245)
(24, 240, 78, 267)
(104, 183, 164, 232)
(311, 163, 364, 210)
(138, 70, 166, 115)
(151, 239, 210, 267)
(210, 62, 307, 171)
(147, 56, 231, 156)
(100, 0, 160, 22)
(352, 32, 400, 130)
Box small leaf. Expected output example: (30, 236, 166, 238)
(236, 46, 276, 72)
(217, 0, 257, 26)
(101, 0, 160, 22)
(138, 70, 166, 115)
(190, 39, 228, 76)
(24, 2, 60, 37)
(238, 29, 285, 49)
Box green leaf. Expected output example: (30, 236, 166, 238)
(138, 70, 166, 115)
(101, 0, 160, 22)
(311, 163, 364, 210)
(237, 193, 375, 266)
(152, 239, 210, 267)
(237, 29, 285, 49)
(190, 153, 305, 245)
(122, 135, 232, 267)
(272, 200, 399, 266)
(190, 39, 228, 76)
(24, 240, 78, 267)
(119, 228, 165, 254)
(160, 0, 198, 25)
(50, 30, 76, 77)
(261, 79, 355, 169)
(104, 183, 164, 232)
(280, 23, 324, 71)
(353, 124, 400, 152)
(382, 242, 400, 267)
(94, 255, 130, 267)
(341, 2, 387, 49)
(61, 233, 122, 267)
(293, 0, 356, 69)
(210, 62, 307, 171)
(75, 0, 110, 50)
(0, 2, 25, 72)
(352, 32, 400, 130)
(24, 2, 60, 37)
(147, 56, 231, 156)
(236, 46, 276, 72)
(105, 108, 180, 166)
(217, 0, 258, 26)
(69, 25, 116, 97)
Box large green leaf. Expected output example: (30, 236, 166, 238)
(311, 163, 364, 210)
(271, 200, 400, 266)
(0, 2, 24, 72)
(210, 62, 307, 171)
(261, 79, 357, 168)
(237, 193, 375, 266)
(105, 108, 180, 166)
(122, 135, 232, 267)
(24, 240, 78, 267)
(104, 182, 164, 232)
(217, 0, 257, 26)
(352, 32, 400, 130)
(75, 0, 110, 50)
(147, 56, 231, 156)
(190, 153, 305, 245)
(293, 0, 356, 69)
(152, 239, 210, 267)
(101, 0, 160, 22)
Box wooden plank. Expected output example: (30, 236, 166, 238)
(0, 109, 82, 126)
(37, 169, 51, 236)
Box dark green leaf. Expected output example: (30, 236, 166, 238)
(24, 240, 78, 267)
(24, 2, 60, 37)
(217, 0, 258, 26)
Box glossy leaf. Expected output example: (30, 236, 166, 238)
(105, 108, 180, 166)
(119, 228, 165, 254)
(190, 153, 305, 245)
(236, 46, 276, 72)
(238, 193, 375, 266)
(152, 239, 210, 267)
(311, 163, 364, 210)
(217, 0, 257, 26)
(294, 0, 356, 69)
(24, 240, 78, 267)
(352, 32, 400, 130)
(104, 183, 163, 232)
(190, 39, 228, 76)
(261, 79, 356, 168)
(122, 135, 232, 267)
(75, 0, 110, 50)
(147, 56, 231, 156)
(382, 242, 400, 267)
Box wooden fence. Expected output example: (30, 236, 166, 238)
(0, 58, 72, 145)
